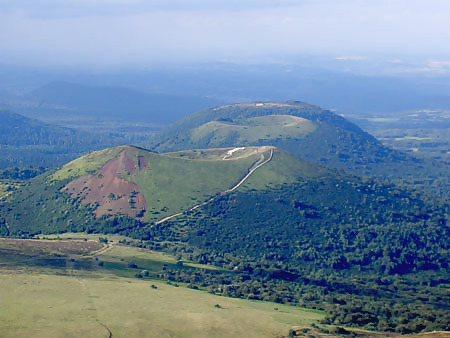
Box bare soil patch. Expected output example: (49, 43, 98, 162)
(62, 150, 147, 219)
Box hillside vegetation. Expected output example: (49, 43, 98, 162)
(0, 238, 324, 338)
(3, 145, 306, 234)
(0, 143, 448, 333)
(0, 110, 128, 167)
(148, 101, 449, 197)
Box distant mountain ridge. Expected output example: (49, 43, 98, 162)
(0, 110, 124, 167)
(4, 81, 225, 124)
(1, 110, 84, 146)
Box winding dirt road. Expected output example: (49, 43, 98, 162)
(153, 147, 274, 226)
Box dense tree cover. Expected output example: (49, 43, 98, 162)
(128, 177, 448, 333)
(1, 164, 448, 333)
(0, 110, 129, 168)
(0, 167, 47, 180)
(148, 101, 450, 197)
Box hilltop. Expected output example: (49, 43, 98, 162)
(0, 144, 448, 333)
(51, 145, 297, 223)
(147, 101, 449, 197)
(1, 144, 322, 234)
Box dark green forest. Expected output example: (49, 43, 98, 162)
(1, 169, 448, 333)
(0, 110, 126, 167)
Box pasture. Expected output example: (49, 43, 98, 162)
(0, 237, 324, 337)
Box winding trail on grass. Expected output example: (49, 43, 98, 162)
(68, 262, 114, 338)
(86, 243, 115, 258)
(100, 323, 113, 338)
(153, 148, 273, 226)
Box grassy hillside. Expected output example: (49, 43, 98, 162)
(0, 238, 324, 338)
(147, 101, 449, 197)
(2, 145, 316, 235)
(1, 143, 448, 334)
(189, 114, 317, 144)
(50, 145, 286, 222)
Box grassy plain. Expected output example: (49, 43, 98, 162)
(42, 233, 223, 271)
(0, 237, 324, 337)
(370, 128, 450, 162)
(0, 270, 323, 338)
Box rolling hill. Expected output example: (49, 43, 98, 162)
(147, 101, 449, 197)
(0, 144, 448, 333)
(2, 144, 321, 233)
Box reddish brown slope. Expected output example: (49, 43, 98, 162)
(62, 150, 147, 219)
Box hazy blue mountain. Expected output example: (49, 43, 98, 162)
(3, 81, 225, 124)
(0, 110, 124, 167)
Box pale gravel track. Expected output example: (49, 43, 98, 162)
(153, 148, 273, 226)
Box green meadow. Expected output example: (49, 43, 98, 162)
(0, 237, 324, 337)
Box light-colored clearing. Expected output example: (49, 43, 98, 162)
(190, 115, 316, 144)
(0, 270, 323, 338)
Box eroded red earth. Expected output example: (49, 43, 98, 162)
(62, 151, 147, 219)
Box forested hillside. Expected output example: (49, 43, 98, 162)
(142, 177, 450, 333)
(0, 110, 125, 167)
(148, 102, 449, 197)
(0, 145, 448, 333)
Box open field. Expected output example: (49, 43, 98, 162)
(40, 233, 224, 271)
(0, 236, 220, 277)
(370, 128, 450, 162)
(1, 238, 449, 337)
(0, 238, 103, 256)
(0, 270, 324, 338)
(0, 237, 325, 338)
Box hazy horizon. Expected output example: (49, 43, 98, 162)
(1, 0, 449, 74)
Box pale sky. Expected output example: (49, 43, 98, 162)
(1, 0, 449, 66)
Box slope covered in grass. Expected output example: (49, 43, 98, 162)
(0, 143, 448, 334)
(148, 101, 449, 197)
(3, 145, 319, 233)
(0, 239, 324, 338)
